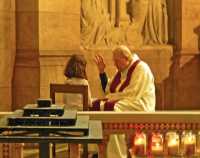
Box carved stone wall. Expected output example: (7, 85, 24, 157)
(12, 0, 173, 110)
(80, 0, 168, 48)
(10, 0, 200, 111)
(0, 0, 15, 111)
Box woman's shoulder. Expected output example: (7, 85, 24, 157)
(65, 78, 89, 85)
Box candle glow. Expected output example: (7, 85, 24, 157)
(151, 133, 163, 156)
(166, 132, 179, 156)
(132, 132, 146, 156)
(182, 131, 196, 156)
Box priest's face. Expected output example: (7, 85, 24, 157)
(113, 53, 130, 72)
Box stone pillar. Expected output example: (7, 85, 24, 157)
(0, 1, 24, 156)
(181, 1, 200, 53)
(13, 0, 40, 110)
(171, 0, 200, 110)
(0, 0, 15, 111)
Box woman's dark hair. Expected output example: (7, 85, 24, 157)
(64, 54, 87, 79)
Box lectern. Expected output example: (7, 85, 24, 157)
(0, 104, 102, 158)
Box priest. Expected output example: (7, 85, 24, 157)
(92, 45, 155, 158)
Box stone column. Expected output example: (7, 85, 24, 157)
(0, 0, 15, 111)
(181, 1, 200, 53)
(171, 0, 200, 110)
(13, 0, 40, 110)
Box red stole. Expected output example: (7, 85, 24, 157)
(110, 60, 140, 93)
(91, 99, 118, 111)
(91, 60, 140, 111)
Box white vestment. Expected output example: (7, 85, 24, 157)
(106, 54, 155, 158)
(63, 78, 92, 111)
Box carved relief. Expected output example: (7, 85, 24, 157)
(80, 0, 125, 48)
(80, 0, 168, 48)
(143, 0, 168, 44)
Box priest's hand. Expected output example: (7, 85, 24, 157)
(94, 54, 106, 73)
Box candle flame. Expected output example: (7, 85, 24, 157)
(135, 137, 144, 145)
(168, 139, 178, 146)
